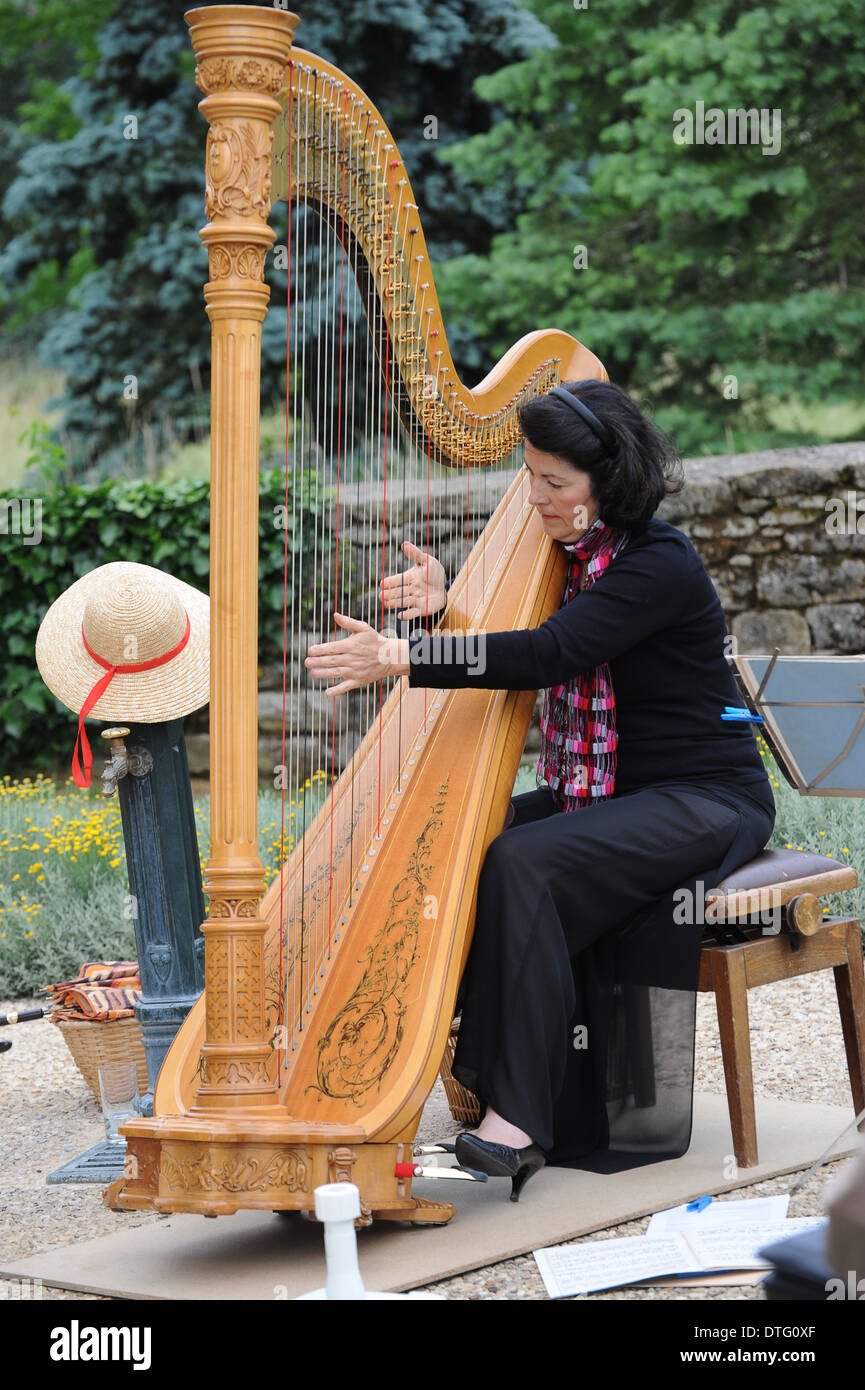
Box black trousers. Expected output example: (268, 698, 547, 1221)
(451, 778, 775, 1170)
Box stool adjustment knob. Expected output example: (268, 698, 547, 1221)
(786, 892, 821, 936)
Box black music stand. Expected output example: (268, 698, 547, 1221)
(731, 651, 865, 797)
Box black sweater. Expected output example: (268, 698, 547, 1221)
(406, 518, 770, 801)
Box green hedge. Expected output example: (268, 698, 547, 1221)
(0, 470, 337, 773)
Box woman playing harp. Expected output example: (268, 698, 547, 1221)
(306, 377, 775, 1200)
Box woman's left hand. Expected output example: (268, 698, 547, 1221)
(305, 613, 406, 696)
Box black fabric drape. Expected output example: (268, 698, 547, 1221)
(451, 777, 775, 1171)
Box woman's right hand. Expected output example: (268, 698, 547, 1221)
(379, 540, 447, 620)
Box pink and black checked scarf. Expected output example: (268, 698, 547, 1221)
(537, 518, 630, 811)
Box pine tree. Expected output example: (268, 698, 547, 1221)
(1, 0, 552, 477)
(434, 0, 865, 454)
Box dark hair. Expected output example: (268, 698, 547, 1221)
(517, 379, 684, 530)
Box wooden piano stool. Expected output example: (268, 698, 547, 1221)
(701, 847, 865, 1168)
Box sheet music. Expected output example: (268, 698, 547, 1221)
(533, 1217, 825, 1298)
(534, 1235, 696, 1299)
(646, 1194, 788, 1237)
(684, 1218, 825, 1272)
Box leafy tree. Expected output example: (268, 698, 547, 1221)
(434, 0, 865, 454)
(0, 0, 115, 325)
(1, 1, 206, 474)
(1, 0, 552, 477)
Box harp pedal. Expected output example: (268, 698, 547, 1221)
(374, 1196, 456, 1226)
(397, 1160, 488, 1183)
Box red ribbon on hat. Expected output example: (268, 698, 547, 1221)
(72, 614, 191, 788)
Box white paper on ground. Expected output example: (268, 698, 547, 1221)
(534, 1235, 697, 1300)
(646, 1194, 789, 1238)
(684, 1218, 825, 1272)
(533, 1217, 825, 1299)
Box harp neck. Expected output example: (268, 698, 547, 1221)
(273, 49, 605, 468)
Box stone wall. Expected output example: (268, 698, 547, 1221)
(185, 439, 865, 779)
(657, 440, 865, 655)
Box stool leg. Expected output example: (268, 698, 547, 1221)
(833, 922, 865, 1129)
(711, 949, 759, 1168)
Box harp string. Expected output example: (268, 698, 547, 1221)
(310, 64, 325, 1020)
(346, 90, 362, 931)
(278, 68, 352, 1053)
(326, 81, 344, 968)
(318, 70, 332, 992)
(277, 56, 293, 1086)
(273, 63, 537, 1068)
(395, 157, 416, 790)
(291, 67, 306, 1049)
(325, 79, 351, 968)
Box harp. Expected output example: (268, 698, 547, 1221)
(112, 3, 607, 1225)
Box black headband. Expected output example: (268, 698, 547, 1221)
(548, 385, 616, 453)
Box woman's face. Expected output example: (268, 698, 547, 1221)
(523, 440, 599, 544)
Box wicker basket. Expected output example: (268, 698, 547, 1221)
(438, 1018, 481, 1127)
(54, 1017, 148, 1101)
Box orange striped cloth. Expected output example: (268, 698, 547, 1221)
(48, 961, 141, 1022)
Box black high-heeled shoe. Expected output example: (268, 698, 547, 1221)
(454, 1132, 546, 1202)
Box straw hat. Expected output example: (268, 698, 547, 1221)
(36, 565, 209, 792)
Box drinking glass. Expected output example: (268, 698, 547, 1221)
(97, 1062, 140, 1145)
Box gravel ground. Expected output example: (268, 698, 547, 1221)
(0, 969, 858, 1302)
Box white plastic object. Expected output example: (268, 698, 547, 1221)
(295, 1183, 444, 1300)
(317, 1183, 365, 1300)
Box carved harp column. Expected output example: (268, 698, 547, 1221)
(185, 5, 298, 1109)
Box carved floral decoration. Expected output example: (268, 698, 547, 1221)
(205, 122, 273, 222)
(195, 57, 287, 98)
(160, 1146, 309, 1194)
(310, 779, 449, 1104)
(208, 244, 268, 281)
(204, 1057, 269, 1087)
(207, 896, 261, 919)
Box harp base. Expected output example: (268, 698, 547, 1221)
(103, 1132, 456, 1227)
